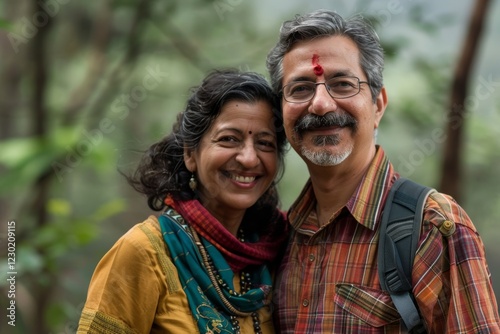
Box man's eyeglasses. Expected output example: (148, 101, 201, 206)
(282, 76, 369, 103)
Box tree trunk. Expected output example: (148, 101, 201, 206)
(439, 0, 491, 202)
(31, 0, 52, 331)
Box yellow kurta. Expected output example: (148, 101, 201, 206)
(77, 216, 274, 333)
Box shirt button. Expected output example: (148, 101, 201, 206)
(439, 220, 456, 236)
(302, 299, 309, 307)
(308, 254, 315, 262)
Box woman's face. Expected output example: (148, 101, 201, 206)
(184, 99, 279, 221)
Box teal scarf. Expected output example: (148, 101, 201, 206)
(159, 208, 273, 333)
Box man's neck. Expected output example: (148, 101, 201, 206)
(306, 147, 376, 226)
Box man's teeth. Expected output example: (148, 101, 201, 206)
(230, 174, 256, 183)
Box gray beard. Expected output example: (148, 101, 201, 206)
(312, 134, 341, 146)
(293, 112, 357, 166)
(299, 134, 353, 166)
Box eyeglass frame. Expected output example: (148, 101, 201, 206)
(281, 76, 369, 103)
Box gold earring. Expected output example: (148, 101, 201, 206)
(189, 174, 197, 191)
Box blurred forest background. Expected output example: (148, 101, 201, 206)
(0, 0, 499, 333)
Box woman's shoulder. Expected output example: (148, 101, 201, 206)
(110, 215, 179, 286)
(127, 215, 161, 235)
(100, 215, 169, 266)
(117, 215, 177, 259)
(119, 215, 162, 244)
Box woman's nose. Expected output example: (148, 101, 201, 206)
(235, 143, 260, 168)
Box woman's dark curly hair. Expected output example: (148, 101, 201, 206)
(126, 69, 287, 227)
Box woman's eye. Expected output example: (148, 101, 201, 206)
(218, 136, 238, 142)
(257, 140, 276, 151)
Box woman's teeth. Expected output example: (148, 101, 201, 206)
(230, 174, 256, 183)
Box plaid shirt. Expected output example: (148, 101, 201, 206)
(274, 146, 500, 333)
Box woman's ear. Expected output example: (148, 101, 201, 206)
(183, 147, 197, 172)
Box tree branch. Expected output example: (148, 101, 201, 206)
(61, 1, 112, 125)
(439, 0, 491, 201)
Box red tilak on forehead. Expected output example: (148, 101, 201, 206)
(312, 54, 323, 76)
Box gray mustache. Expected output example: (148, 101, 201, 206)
(295, 113, 357, 134)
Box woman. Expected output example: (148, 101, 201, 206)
(77, 69, 288, 334)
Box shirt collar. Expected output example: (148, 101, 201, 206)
(288, 146, 396, 231)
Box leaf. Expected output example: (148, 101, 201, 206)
(46, 301, 74, 329)
(47, 199, 72, 217)
(91, 199, 126, 222)
(72, 220, 99, 244)
(16, 246, 44, 274)
(0, 137, 42, 167)
(0, 18, 13, 31)
(0, 136, 68, 192)
(0, 126, 118, 192)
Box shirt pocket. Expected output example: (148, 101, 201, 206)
(334, 283, 401, 328)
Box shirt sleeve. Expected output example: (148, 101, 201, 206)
(413, 192, 500, 333)
(78, 220, 166, 333)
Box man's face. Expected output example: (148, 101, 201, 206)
(281, 35, 386, 167)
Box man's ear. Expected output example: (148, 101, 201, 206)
(184, 147, 196, 172)
(374, 86, 388, 129)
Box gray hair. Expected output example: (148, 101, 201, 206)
(266, 9, 384, 102)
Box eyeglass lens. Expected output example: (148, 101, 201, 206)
(283, 77, 361, 102)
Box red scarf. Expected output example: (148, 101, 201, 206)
(165, 196, 288, 272)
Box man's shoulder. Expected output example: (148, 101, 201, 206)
(423, 192, 476, 236)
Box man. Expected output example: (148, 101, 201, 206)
(266, 9, 500, 333)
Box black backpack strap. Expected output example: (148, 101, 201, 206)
(378, 177, 435, 333)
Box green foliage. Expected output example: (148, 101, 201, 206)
(0, 17, 12, 30)
(0, 127, 118, 193)
(1, 1, 499, 333)
(408, 4, 455, 34)
(3, 198, 125, 283)
(0, 137, 61, 191)
(6, 198, 126, 332)
(45, 302, 74, 332)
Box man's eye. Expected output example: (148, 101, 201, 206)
(288, 83, 314, 95)
(330, 79, 356, 89)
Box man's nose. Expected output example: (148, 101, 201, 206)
(309, 83, 338, 116)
